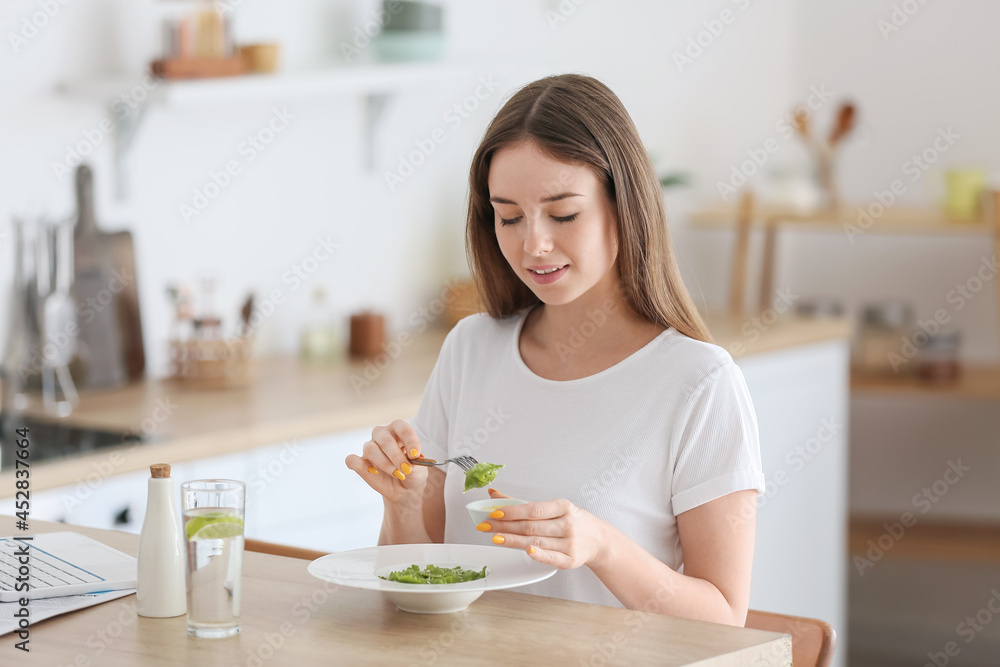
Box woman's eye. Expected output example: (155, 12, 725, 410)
(498, 213, 578, 226)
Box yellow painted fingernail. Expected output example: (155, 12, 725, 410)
(393, 469, 406, 481)
(409, 448, 419, 458)
(489, 510, 504, 519)
(528, 547, 536, 554)
(492, 535, 505, 545)
(476, 522, 492, 532)
(401, 462, 412, 475)
(367, 466, 378, 474)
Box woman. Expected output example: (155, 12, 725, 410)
(345, 73, 765, 627)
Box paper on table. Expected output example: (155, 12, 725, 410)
(0, 589, 135, 637)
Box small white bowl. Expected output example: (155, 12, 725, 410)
(466, 498, 527, 525)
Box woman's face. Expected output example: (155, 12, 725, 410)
(488, 140, 619, 307)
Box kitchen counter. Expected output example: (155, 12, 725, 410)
(2, 315, 849, 494)
(1, 516, 791, 666)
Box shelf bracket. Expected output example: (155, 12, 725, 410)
(112, 95, 151, 201)
(363, 92, 390, 172)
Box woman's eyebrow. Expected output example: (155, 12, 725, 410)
(489, 192, 583, 205)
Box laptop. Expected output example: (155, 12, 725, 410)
(0, 533, 137, 602)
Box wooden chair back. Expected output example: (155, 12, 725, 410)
(745, 609, 836, 667)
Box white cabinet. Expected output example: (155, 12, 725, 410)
(0, 426, 386, 554)
(738, 340, 849, 667)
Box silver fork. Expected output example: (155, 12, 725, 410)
(408, 455, 478, 472)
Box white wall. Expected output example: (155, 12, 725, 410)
(0, 0, 801, 378)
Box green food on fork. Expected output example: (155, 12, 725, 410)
(463, 462, 504, 492)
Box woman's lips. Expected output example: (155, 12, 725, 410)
(527, 265, 568, 285)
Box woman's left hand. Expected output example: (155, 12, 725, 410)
(479, 489, 610, 570)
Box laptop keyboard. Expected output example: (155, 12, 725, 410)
(0, 538, 104, 592)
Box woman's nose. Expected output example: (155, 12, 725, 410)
(523, 218, 553, 256)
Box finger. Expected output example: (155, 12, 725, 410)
(491, 498, 571, 522)
(487, 488, 513, 499)
(370, 427, 412, 478)
(524, 544, 573, 570)
(388, 419, 422, 459)
(345, 454, 396, 495)
(488, 518, 565, 538)
(487, 531, 567, 559)
(362, 439, 400, 477)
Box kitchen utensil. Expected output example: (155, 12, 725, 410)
(39, 218, 79, 415)
(1, 219, 33, 410)
(408, 455, 478, 472)
(71, 164, 145, 388)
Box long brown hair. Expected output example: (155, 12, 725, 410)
(466, 73, 712, 343)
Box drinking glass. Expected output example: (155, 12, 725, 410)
(181, 479, 245, 638)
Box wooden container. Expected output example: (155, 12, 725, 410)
(150, 57, 246, 80)
(168, 337, 254, 389)
(239, 44, 281, 73)
(349, 312, 385, 360)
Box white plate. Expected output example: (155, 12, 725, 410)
(307, 543, 557, 614)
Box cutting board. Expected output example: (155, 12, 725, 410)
(70, 165, 145, 388)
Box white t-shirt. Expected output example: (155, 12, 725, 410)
(409, 307, 765, 608)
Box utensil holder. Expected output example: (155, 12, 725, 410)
(168, 337, 254, 389)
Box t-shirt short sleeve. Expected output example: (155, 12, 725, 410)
(669, 360, 766, 516)
(408, 326, 459, 463)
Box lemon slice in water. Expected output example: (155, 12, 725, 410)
(185, 512, 245, 540)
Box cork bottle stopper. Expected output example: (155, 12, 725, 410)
(150, 463, 171, 479)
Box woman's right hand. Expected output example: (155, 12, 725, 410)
(345, 419, 429, 510)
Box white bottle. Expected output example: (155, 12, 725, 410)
(136, 463, 187, 617)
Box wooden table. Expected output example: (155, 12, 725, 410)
(2, 518, 791, 666)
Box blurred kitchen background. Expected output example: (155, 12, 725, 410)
(1, 1, 998, 665)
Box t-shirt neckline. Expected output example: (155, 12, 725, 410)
(511, 305, 673, 386)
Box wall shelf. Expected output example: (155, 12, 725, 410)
(850, 516, 1000, 563)
(851, 365, 1000, 401)
(689, 202, 992, 236)
(60, 59, 485, 198)
(689, 193, 1000, 375)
